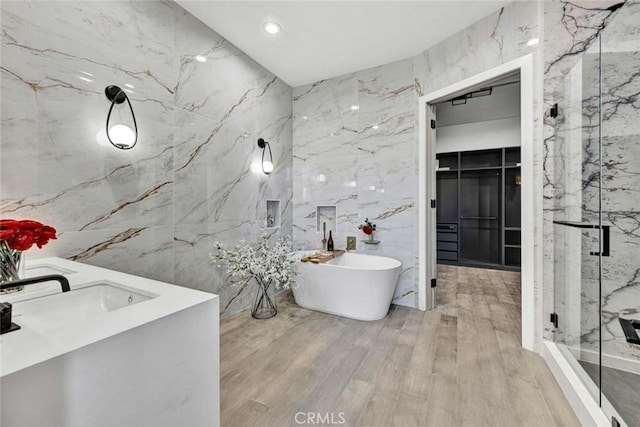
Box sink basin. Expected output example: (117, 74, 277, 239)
(14, 281, 157, 329)
(25, 264, 76, 278)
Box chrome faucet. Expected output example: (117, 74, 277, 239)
(346, 236, 356, 251)
(0, 274, 71, 293)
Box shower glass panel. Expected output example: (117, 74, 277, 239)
(552, 35, 602, 404)
(599, 10, 640, 425)
(553, 5, 640, 425)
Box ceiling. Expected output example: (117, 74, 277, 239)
(176, 1, 510, 88)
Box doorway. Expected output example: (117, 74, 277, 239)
(434, 75, 521, 270)
(417, 55, 539, 351)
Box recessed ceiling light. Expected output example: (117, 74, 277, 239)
(125, 83, 135, 89)
(350, 105, 359, 111)
(264, 22, 281, 35)
(526, 38, 539, 46)
(79, 76, 92, 82)
(195, 55, 207, 63)
(302, 116, 308, 120)
(372, 124, 379, 130)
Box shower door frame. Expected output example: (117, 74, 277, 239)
(417, 54, 540, 351)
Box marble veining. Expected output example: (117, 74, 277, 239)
(1, 0, 633, 329)
(542, 0, 626, 340)
(550, 0, 640, 367)
(293, 58, 416, 306)
(292, 0, 630, 349)
(0, 0, 293, 316)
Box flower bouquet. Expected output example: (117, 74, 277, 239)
(358, 218, 377, 243)
(211, 233, 296, 319)
(0, 219, 57, 292)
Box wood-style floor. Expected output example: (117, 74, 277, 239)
(220, 265, 580, 426)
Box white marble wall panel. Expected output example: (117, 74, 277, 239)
(38, 226, 175, 284)
(413, 1, 539, 97)
(548, 0, 640, 368)
(356, 59, 416, 306)
(293, 58, 416, 305)
(293, 75, 360, 251)
(174, 221, 260, 316)
(543, 0, 626, 341)
(0, 0, 293, 317)
(595, 8, 640, 365)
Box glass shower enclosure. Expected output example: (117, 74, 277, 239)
(552, 6, 640, 426)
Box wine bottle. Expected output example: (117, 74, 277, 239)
(327, 230, 334, 251)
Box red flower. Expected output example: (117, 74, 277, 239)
(0, 228, 17, 241)
(0, 220, 19, 241)
(362, 225, 373, 235)
(15, 220, 43, 230)
(0, 219, 57, 251)
(40, 225, 57, 239)
(11, 231, 35, 251)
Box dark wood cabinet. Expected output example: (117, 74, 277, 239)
(436, 148, 521, 270)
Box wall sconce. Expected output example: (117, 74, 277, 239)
(105, 85, 138, 150)
(257, 138, 274, 175)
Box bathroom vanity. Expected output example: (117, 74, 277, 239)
(0, 258, 219, 427)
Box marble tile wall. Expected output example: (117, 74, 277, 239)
(0, 0, 293, 317)
(552, 0, 640, 365)
(293, 59, 416, 305)
(598, 3, 640, 363)
(0, 0, 631, 333)
(293, 1, 541, 309)
(292, 0, 626, 344)
(543, 0, 626, 340)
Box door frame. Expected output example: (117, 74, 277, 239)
(417, 54, 540, 351)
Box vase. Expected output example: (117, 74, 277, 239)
(368, 232, 375, 243)
(252, 277, 277, 319)
(0, 242, 25, 294)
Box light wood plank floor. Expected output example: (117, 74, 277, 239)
(220, 265, 580, 426)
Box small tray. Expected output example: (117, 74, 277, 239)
(362, 240, 380, 245)
(300, 250, 345, 264)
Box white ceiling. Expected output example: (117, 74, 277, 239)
(176, 1, 510, 88)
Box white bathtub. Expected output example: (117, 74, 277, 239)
(292, 251, 401, 321)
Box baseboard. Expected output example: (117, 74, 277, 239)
(578, 347, 640, 376)
(542, 341, 610, 427)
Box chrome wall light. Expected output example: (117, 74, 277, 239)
(104, 85, 138, 150)
(257, 138, 274, 175)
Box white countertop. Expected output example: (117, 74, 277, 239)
(0, 257, 217, 377)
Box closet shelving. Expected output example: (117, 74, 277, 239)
(436, 147, 521, 270)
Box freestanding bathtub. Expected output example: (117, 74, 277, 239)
(292, 251, 401, 321)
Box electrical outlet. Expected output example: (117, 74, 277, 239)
(346, 236, 356, 251)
